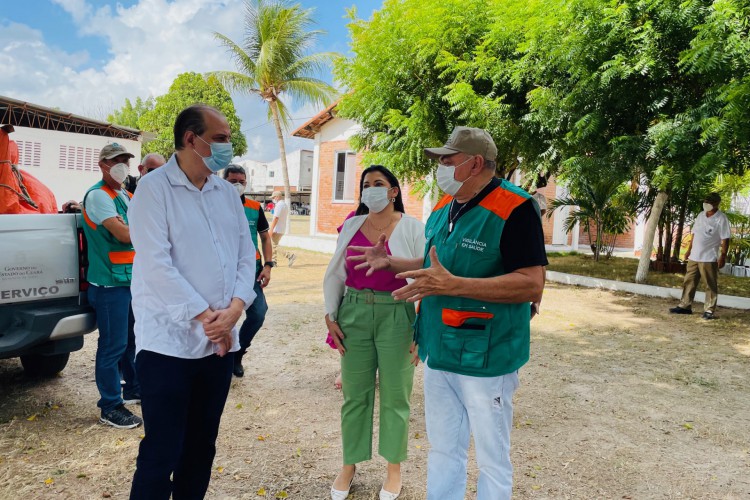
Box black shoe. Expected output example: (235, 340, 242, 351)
(233, 362, 245, 378)
(669, 306, 693, 314)
(122, 393, 141, 405)
(702, 311, 717, 320)
(100, 405, 142, 429)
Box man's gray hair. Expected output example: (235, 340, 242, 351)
(141, 152, 166, 166)
(483, 158, 497, 172)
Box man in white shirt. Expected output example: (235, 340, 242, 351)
(268, 190, 296, 267)
(670, 192, 731, 320)
(127, 104, 257, 498)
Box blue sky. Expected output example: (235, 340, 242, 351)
(0, 0, 383, 160)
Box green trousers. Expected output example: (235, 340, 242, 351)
(337, 288, 416, 465)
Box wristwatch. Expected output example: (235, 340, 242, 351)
(264, 262, 275, 268)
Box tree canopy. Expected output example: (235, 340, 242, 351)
(109, 72, 247, 159)
(106, 97, 154, 131)
(338, 0, 748, 182)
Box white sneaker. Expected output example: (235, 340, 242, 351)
(288, 254, 297, 267)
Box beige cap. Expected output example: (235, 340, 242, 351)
(271, 190, 284, 198)
(424, 126, 497, 161)
(99, 143, 135, 161)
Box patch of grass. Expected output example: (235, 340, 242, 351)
(546, 253, 750, 298)
(673, 371, 719, 389)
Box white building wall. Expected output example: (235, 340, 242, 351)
(237, 159, 269, 192)
(310, 134, 322, 236)
(240, 149, 314, 192)
(319, 117, 361, 143)
(10, 126, 141, 209)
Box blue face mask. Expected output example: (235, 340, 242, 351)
(194, 135, 233, 173)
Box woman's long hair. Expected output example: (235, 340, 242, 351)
(355, 165, 406, 215)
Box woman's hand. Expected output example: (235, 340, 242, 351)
(325, 314, 346, 356)
(409, 341, 420, 367)
(347, 234, 390, 276)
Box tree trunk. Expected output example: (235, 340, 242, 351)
(656, 221, 664, 261)
(269, 99, 292, 234)
(672, 187, 689, 261)
(664, 210, 673, 265)
(636, 191, 669, 283)
(594, 218, 602, 262)
(661, 191, 673, 264)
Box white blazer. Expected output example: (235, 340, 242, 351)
(323, 214, 426, 320)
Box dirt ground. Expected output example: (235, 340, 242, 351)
(1, 248, 749, 499)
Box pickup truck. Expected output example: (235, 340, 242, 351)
(0, 213, 96, 376)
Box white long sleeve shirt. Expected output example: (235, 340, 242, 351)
(128, 155, 257, 358)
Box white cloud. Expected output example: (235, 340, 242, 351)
(0, 0, 324, 160)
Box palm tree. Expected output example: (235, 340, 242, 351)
(549, 178, 643, 262)
(210, 0, 338, 230)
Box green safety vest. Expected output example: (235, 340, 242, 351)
(243, 197, 262, 277)
(82, 181, 135, 287)
(415, 180, 533, 377)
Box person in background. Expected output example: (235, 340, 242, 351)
(81, 143, 142, 429)
(62, 153, 165, 212)
(123, 153, 166, 194)
(350, 127, 547, 500)
(324, 165, 426, 500)
(529, 174, 547, 217)
(268, 190, 296, 267)
(128, 104, 256, 498)
(223, 164, 273, 377)
(670, 192, 731, 320)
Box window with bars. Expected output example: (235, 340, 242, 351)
(59, 145, 100, 171)
(15, 141, 42, 168)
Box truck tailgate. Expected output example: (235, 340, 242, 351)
(0, 214, 81, 305)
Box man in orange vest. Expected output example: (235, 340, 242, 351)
(81, 143, 142, 429)
(223, 165, 272, 377)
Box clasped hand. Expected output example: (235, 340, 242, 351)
(197, 301, 244, 356)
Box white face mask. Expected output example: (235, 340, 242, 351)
(703, 203, 714, 212)
(436, 165, 464, 196)
(109, 163, 129, 185)
(361, 186, 391, 213)
(232, 182, 245, 196)
(436, 156, 474, 196)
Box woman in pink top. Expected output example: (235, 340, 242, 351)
(323, 166, 425, 500)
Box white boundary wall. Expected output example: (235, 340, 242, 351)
(10, 126, 141, 209)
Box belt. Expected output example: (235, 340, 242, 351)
(344, 287, 400, 304)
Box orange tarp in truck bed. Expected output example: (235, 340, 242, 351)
(0, 129, 57, 214)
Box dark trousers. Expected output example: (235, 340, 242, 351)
(130, 350, 233, 500)
(120, 305, 140, 399)
(237, 280, 268, 357)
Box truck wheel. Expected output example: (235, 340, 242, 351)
(20, 353, 70, 377)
